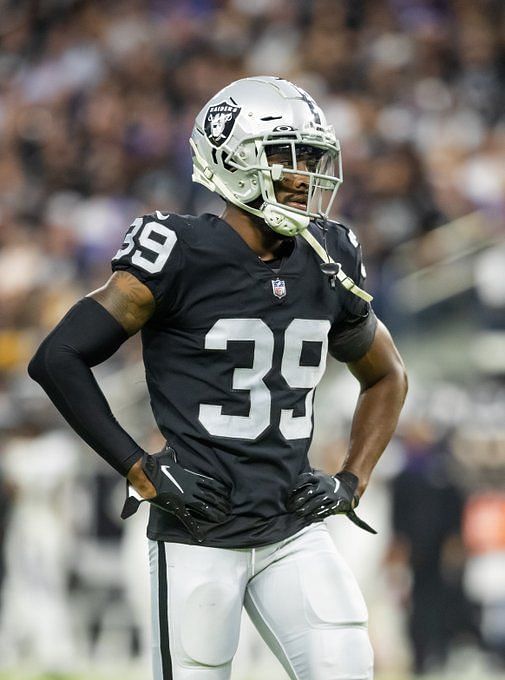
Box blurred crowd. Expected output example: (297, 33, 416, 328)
(0, 0, 504, 677)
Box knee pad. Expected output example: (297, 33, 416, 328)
(316, 626, 373, 680)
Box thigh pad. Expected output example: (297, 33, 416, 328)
(180, 579, 242, 667)
(298, 549, 368, 627)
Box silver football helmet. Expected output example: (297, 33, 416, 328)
(190, 76, 343, 236)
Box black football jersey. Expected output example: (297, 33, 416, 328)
(111, 211, 377, 548)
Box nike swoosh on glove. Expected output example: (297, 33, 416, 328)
(121, 448, 231, 542)
(287, 470, 377, 534)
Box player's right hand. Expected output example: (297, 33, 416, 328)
(121, 448, 231, 542)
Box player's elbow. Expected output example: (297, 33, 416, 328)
(28, 331, 76, 387)
(368, 353, 408, 402)
(28, 337, 58, 386)
(28, 342, 44, 384)
(401, 361, 408, 393)
(377, 330, 408, 403)
(394, 359, 409, 402)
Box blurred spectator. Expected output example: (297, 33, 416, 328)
(463, 491, 505, 666)
(456, 424, 505, 669)
(0, 419, 79, 672)
(0, 473, 12, 612)
(388, 420, 477, 675)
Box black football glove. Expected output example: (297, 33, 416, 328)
(121, 448, 231, 542)
(287, 470, 377, 534)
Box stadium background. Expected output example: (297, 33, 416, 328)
(0, 0, 504, 678)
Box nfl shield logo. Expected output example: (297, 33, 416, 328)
(271, 278, 286, 299)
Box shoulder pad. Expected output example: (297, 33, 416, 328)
(307, 219, 362, 256)
(150, 210, 172, 223)
(305, 218, 369, 289)
(144, 210, 188, 230)
(141, 211, 201, 245)
(314, 218, 361, 248)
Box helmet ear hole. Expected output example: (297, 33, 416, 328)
(221, 153, 237, 173)
(211, 148, 237, 173)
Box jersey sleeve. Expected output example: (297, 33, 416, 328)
(111, 213, 184, 304)
(327, 224, 378, 363)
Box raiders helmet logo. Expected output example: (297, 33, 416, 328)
(204, 101, 241, 147)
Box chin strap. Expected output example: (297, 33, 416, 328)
(262, 203, 309, 236)
(301, 229, 373, 303)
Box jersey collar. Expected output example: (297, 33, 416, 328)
(205, 213, 308, 281)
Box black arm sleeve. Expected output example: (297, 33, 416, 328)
(28, 297, 145, 476)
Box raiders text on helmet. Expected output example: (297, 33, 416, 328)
(190, 76, 343, 237)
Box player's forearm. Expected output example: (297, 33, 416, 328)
(342, 366, 407, 497)
(28, 297, 144, 476)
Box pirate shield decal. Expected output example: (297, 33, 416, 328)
(205, 101, 241, 147)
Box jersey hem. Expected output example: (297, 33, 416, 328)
(146, 518, 314, 549)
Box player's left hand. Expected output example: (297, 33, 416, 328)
(287, 470, 377, 534)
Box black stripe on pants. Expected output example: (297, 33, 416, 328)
(158, 541, 173, 680)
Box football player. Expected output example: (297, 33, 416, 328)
(29, 76, 407, 679)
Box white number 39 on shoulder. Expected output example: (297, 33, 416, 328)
(113, 217, 178, 274)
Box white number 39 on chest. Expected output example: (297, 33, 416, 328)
(198, 318, 330, 441)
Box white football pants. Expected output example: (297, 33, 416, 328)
(149, 524, 373, 680)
